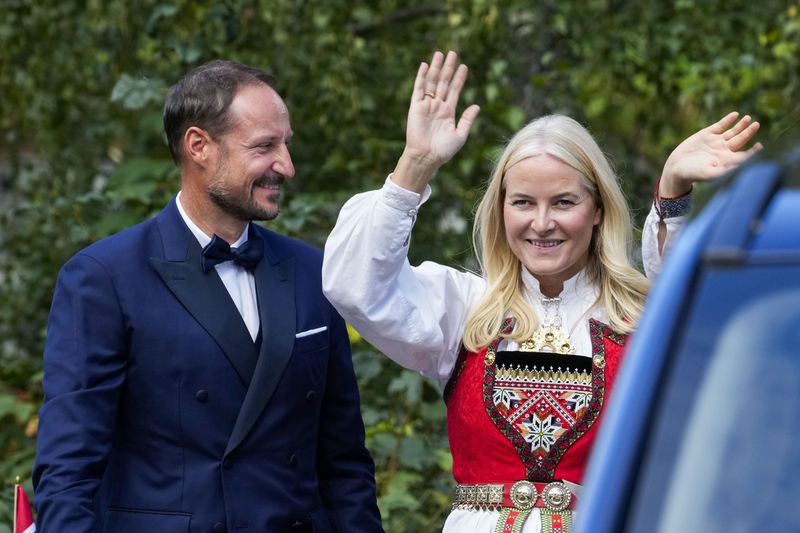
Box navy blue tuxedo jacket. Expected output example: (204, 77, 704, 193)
(33, 198, 383, 532)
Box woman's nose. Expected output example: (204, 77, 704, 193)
(530, 208, 555, 234)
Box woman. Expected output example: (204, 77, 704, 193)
(322, 51, 759, 533)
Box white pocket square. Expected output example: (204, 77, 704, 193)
(295, 326, 327, 338)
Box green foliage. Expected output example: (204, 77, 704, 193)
(1, 0, 798, 529)
(353, 345, 452, 531)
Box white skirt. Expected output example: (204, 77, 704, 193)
(443, 508, 544, 533)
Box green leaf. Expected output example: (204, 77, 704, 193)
(110, 74, 165, 110)
(0, 392, 36, 423)
(388, 371, 423, 405)
(398, 434, 435, 470)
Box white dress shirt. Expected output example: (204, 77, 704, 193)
(176, 192, 260, 341)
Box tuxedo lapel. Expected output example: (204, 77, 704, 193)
(225, 233, 296, 456)
(150, 200, 259, 387)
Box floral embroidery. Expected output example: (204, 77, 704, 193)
(522, 415, 559, 450)
(493, 387, 516, 410)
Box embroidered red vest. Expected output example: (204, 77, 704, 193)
(444, 319, 627, 485)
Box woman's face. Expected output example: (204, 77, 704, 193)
(503, 154, 601, 296)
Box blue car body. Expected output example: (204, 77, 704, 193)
(577, 149, 800, 532)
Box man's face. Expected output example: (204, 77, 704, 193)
(207, 84, 295, 222)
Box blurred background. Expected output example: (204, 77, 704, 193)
(1, 0, 798, 530)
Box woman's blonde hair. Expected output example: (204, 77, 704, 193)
(462, 115, 649, 352)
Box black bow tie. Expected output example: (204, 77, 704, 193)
(201, 233, 264, 272)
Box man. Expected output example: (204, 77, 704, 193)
(33, 60, 383, 533)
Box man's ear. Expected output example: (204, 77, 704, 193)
(184, 126, 214, 165)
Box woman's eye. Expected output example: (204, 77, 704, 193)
(511, 199, 530, 206)
(556, 199, 576, 207)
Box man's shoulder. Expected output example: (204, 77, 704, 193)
(254, 225, 322, 262)
(70, 216, 160, 266)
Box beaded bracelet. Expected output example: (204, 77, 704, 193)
(653, 176, 693, 222)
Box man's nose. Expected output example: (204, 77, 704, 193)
(274, 144, 295, 179)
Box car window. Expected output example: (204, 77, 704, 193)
(625, 265, 800, 532)
(751, 190, 800, 251)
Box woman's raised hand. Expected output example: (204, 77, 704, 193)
(392, 51, 481, 194)
(660, 112, 763, 198)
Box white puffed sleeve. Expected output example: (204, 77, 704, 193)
(322, 177, 486, 390)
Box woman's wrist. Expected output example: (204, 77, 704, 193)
(657, 173, 693, 199)
(653, 176, 693, 221)
(391, 149, 441, 194)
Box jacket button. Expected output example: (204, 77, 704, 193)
(305, 390, 317, 401)
(213, 522, 227, 533)
(195, 390, 209, 402)
(223, 458, 233, 469)
(288, 454, 298, 466)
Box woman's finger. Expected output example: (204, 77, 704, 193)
(423, 51, 445, 100)
(708, 111, 739, 134)
(447, 64, 469, 109)
(456, 104, 481, 138)
(436, 51, 458, 102)
(723, 115, 752, 141)
(727, 120, 760, 151)
(748, 142, 764, 155)
(411, 61, 429, 103)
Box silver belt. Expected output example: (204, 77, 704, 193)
(452, 480, 577, 512)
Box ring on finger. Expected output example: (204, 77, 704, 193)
(424, 91, 436, 99)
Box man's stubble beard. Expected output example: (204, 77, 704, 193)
(207, 157, 283, 222)
(207, 181, 281, 222)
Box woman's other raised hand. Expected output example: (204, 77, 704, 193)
(660, 112, 763, 198)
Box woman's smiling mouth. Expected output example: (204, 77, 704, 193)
(528, 239, 563, 248)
